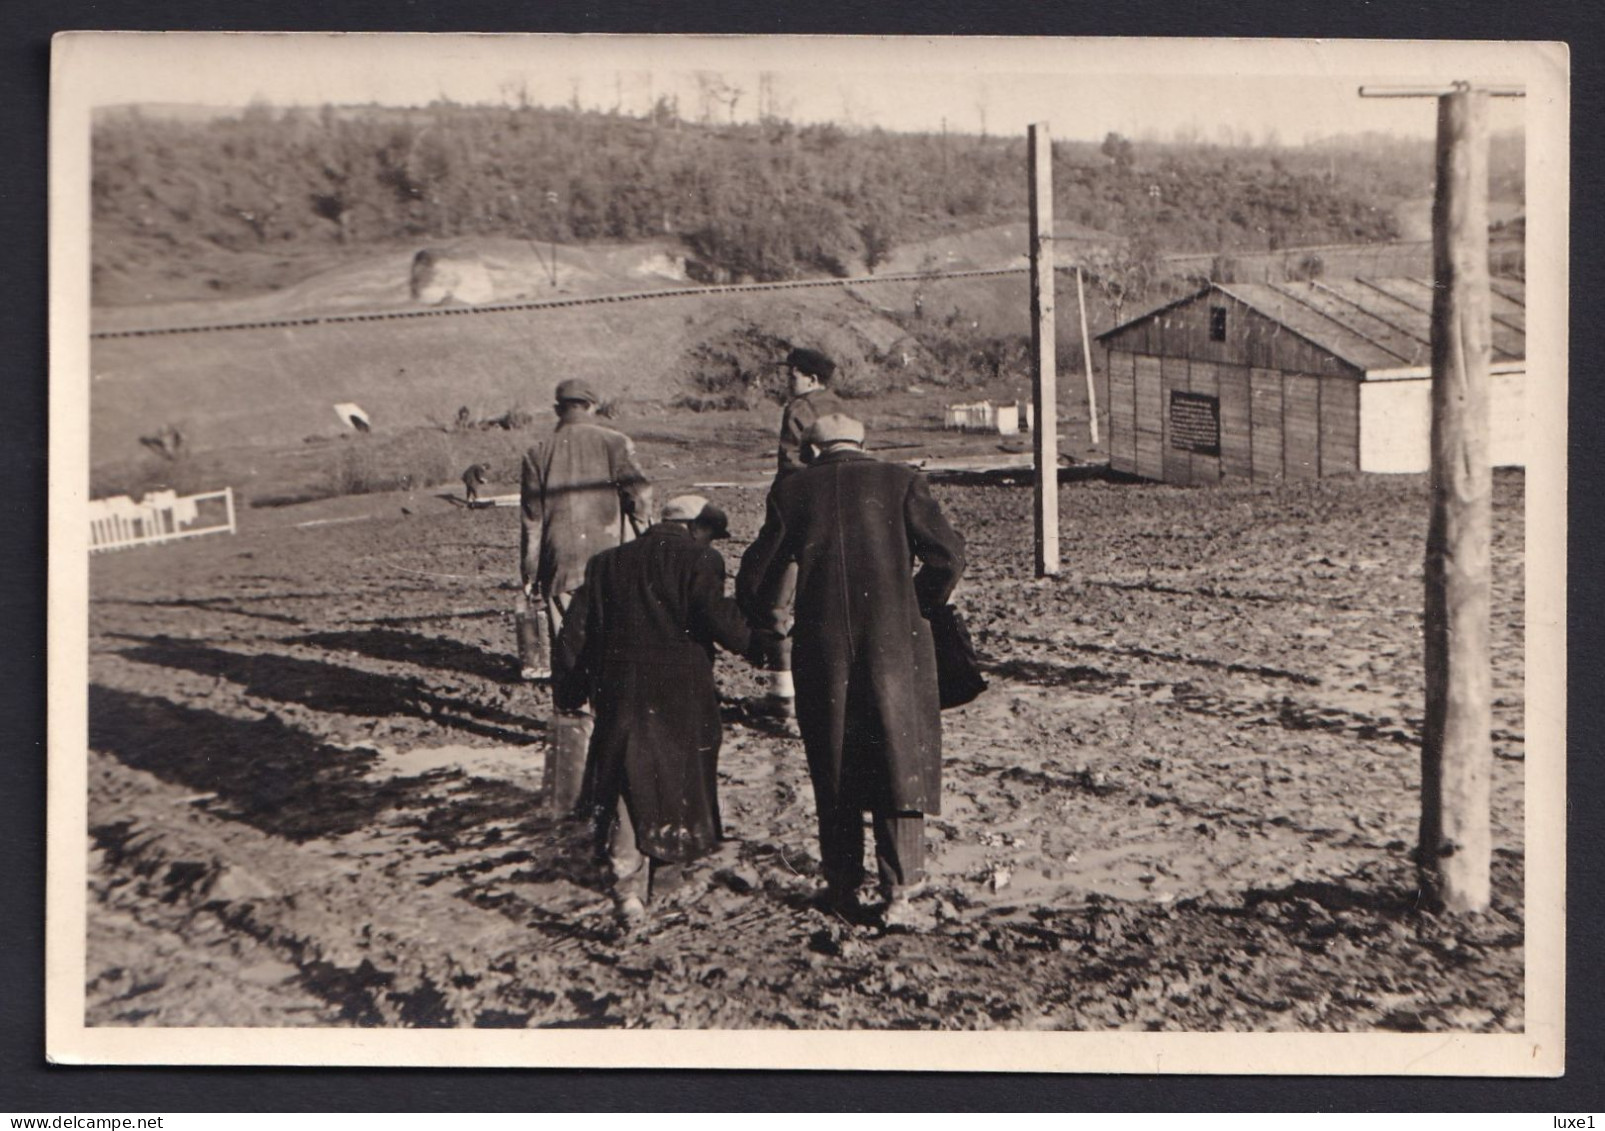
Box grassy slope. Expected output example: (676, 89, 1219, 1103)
(89, 227, 1125, 469)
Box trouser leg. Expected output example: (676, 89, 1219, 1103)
(872, 811, 927, 892)
(607, 796, 650, 903)
(516, 595, 549, 679)
(816, 794, 868, 894)
(544, 589, 592, 816)
(767, 563, 799, 702)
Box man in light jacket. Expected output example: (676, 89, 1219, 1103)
(521, 377, 652, 815)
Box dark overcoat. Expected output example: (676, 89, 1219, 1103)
(736, 450, 965, 815)
(557, 524, 753, 864)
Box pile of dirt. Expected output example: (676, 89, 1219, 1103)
(83, 452, 1527, 1031)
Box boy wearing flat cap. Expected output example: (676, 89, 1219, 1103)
(776, 348, 848, 479)
(758, 348, 850, 724)
(557, 495, 775, 926)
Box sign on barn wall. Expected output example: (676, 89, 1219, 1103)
(1169, 391, 1221, 456)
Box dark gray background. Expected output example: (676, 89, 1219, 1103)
(5, 0, 1600, 1111)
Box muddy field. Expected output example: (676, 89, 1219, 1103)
(83, 426, 1527, 1032)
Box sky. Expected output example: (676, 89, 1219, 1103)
(66, 34, 1544, 143)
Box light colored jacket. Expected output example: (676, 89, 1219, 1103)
(520, 417, 651, 596)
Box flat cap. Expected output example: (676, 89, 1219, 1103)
(784, 347, 836, 382)
(661, 494, 730, 538)
(803, 413, 866, 447)
(554, 377, 600, 405)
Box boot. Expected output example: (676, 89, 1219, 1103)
(758, 669, 798, 734)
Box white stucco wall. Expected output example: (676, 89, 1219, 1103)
(1358, 369, 1526, 473)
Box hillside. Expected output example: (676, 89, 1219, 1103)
(90, 102, 1428, 304)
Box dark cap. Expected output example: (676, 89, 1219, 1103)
(697, 503, 731, 540)
(784, 348, 836, 383)
(554, 377, 600, 405)
(661, 495, 731, 539)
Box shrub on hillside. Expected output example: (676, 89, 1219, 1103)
(673, 325, 791, 411)
(322, 431, 461, 498)
(889, 306, 1031, 389)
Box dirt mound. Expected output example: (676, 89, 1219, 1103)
(410, 247, 495, 305)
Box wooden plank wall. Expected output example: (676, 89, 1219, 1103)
(1186, 360, 1223, 486)
(1118, 357, 1365, 484)
(1160, 354, 1191, 485)
(1218, 365, 1253, 481)
(1250, 368, 1285, 479)
(1284, 375, 1322, 478)
(1134, 355, 1164, 480)
(1319, 378, 1360, 475)
(1105, 349, 1136, 474)
(1105, 281, 1381, 483)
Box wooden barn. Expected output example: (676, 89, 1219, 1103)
(1096, 277, 1526, 485)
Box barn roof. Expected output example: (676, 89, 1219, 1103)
(1098, 277, 1526, 375)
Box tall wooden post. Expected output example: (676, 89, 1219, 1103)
(1076, 265, 1100, 446)
(1029, 122, 1060, 577)
(1421, 83, 1493, 913)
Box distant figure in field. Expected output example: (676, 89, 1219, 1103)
(461, 462, 489, 505)
(556, 495, 776, 926)
(755, 347, 849, 727)
(520, 377, 652, 816)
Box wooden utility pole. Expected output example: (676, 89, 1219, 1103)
(1076, 265, 1100, 445)
(1360, 81, 1521, 913)
(1028, 122, 1060, 577)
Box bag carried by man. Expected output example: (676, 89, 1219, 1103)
(926, 603, 987, 709)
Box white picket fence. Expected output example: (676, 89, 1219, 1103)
(88, 487, 237, 554)
(945, 400, 1032, 436)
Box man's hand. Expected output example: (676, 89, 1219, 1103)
(744, 629, 785, 669)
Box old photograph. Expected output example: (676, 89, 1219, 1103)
(46, 33, 1568, 1071)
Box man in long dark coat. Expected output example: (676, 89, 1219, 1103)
(736, 414, 966, 927)
(520, 377, 652, 815)
(557, 495, 771, 925)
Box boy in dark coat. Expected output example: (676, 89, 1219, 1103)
(557, 495, 774, 925)
(737, 414, 966, 928)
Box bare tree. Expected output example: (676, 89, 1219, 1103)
(693, 71, 724, 124)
